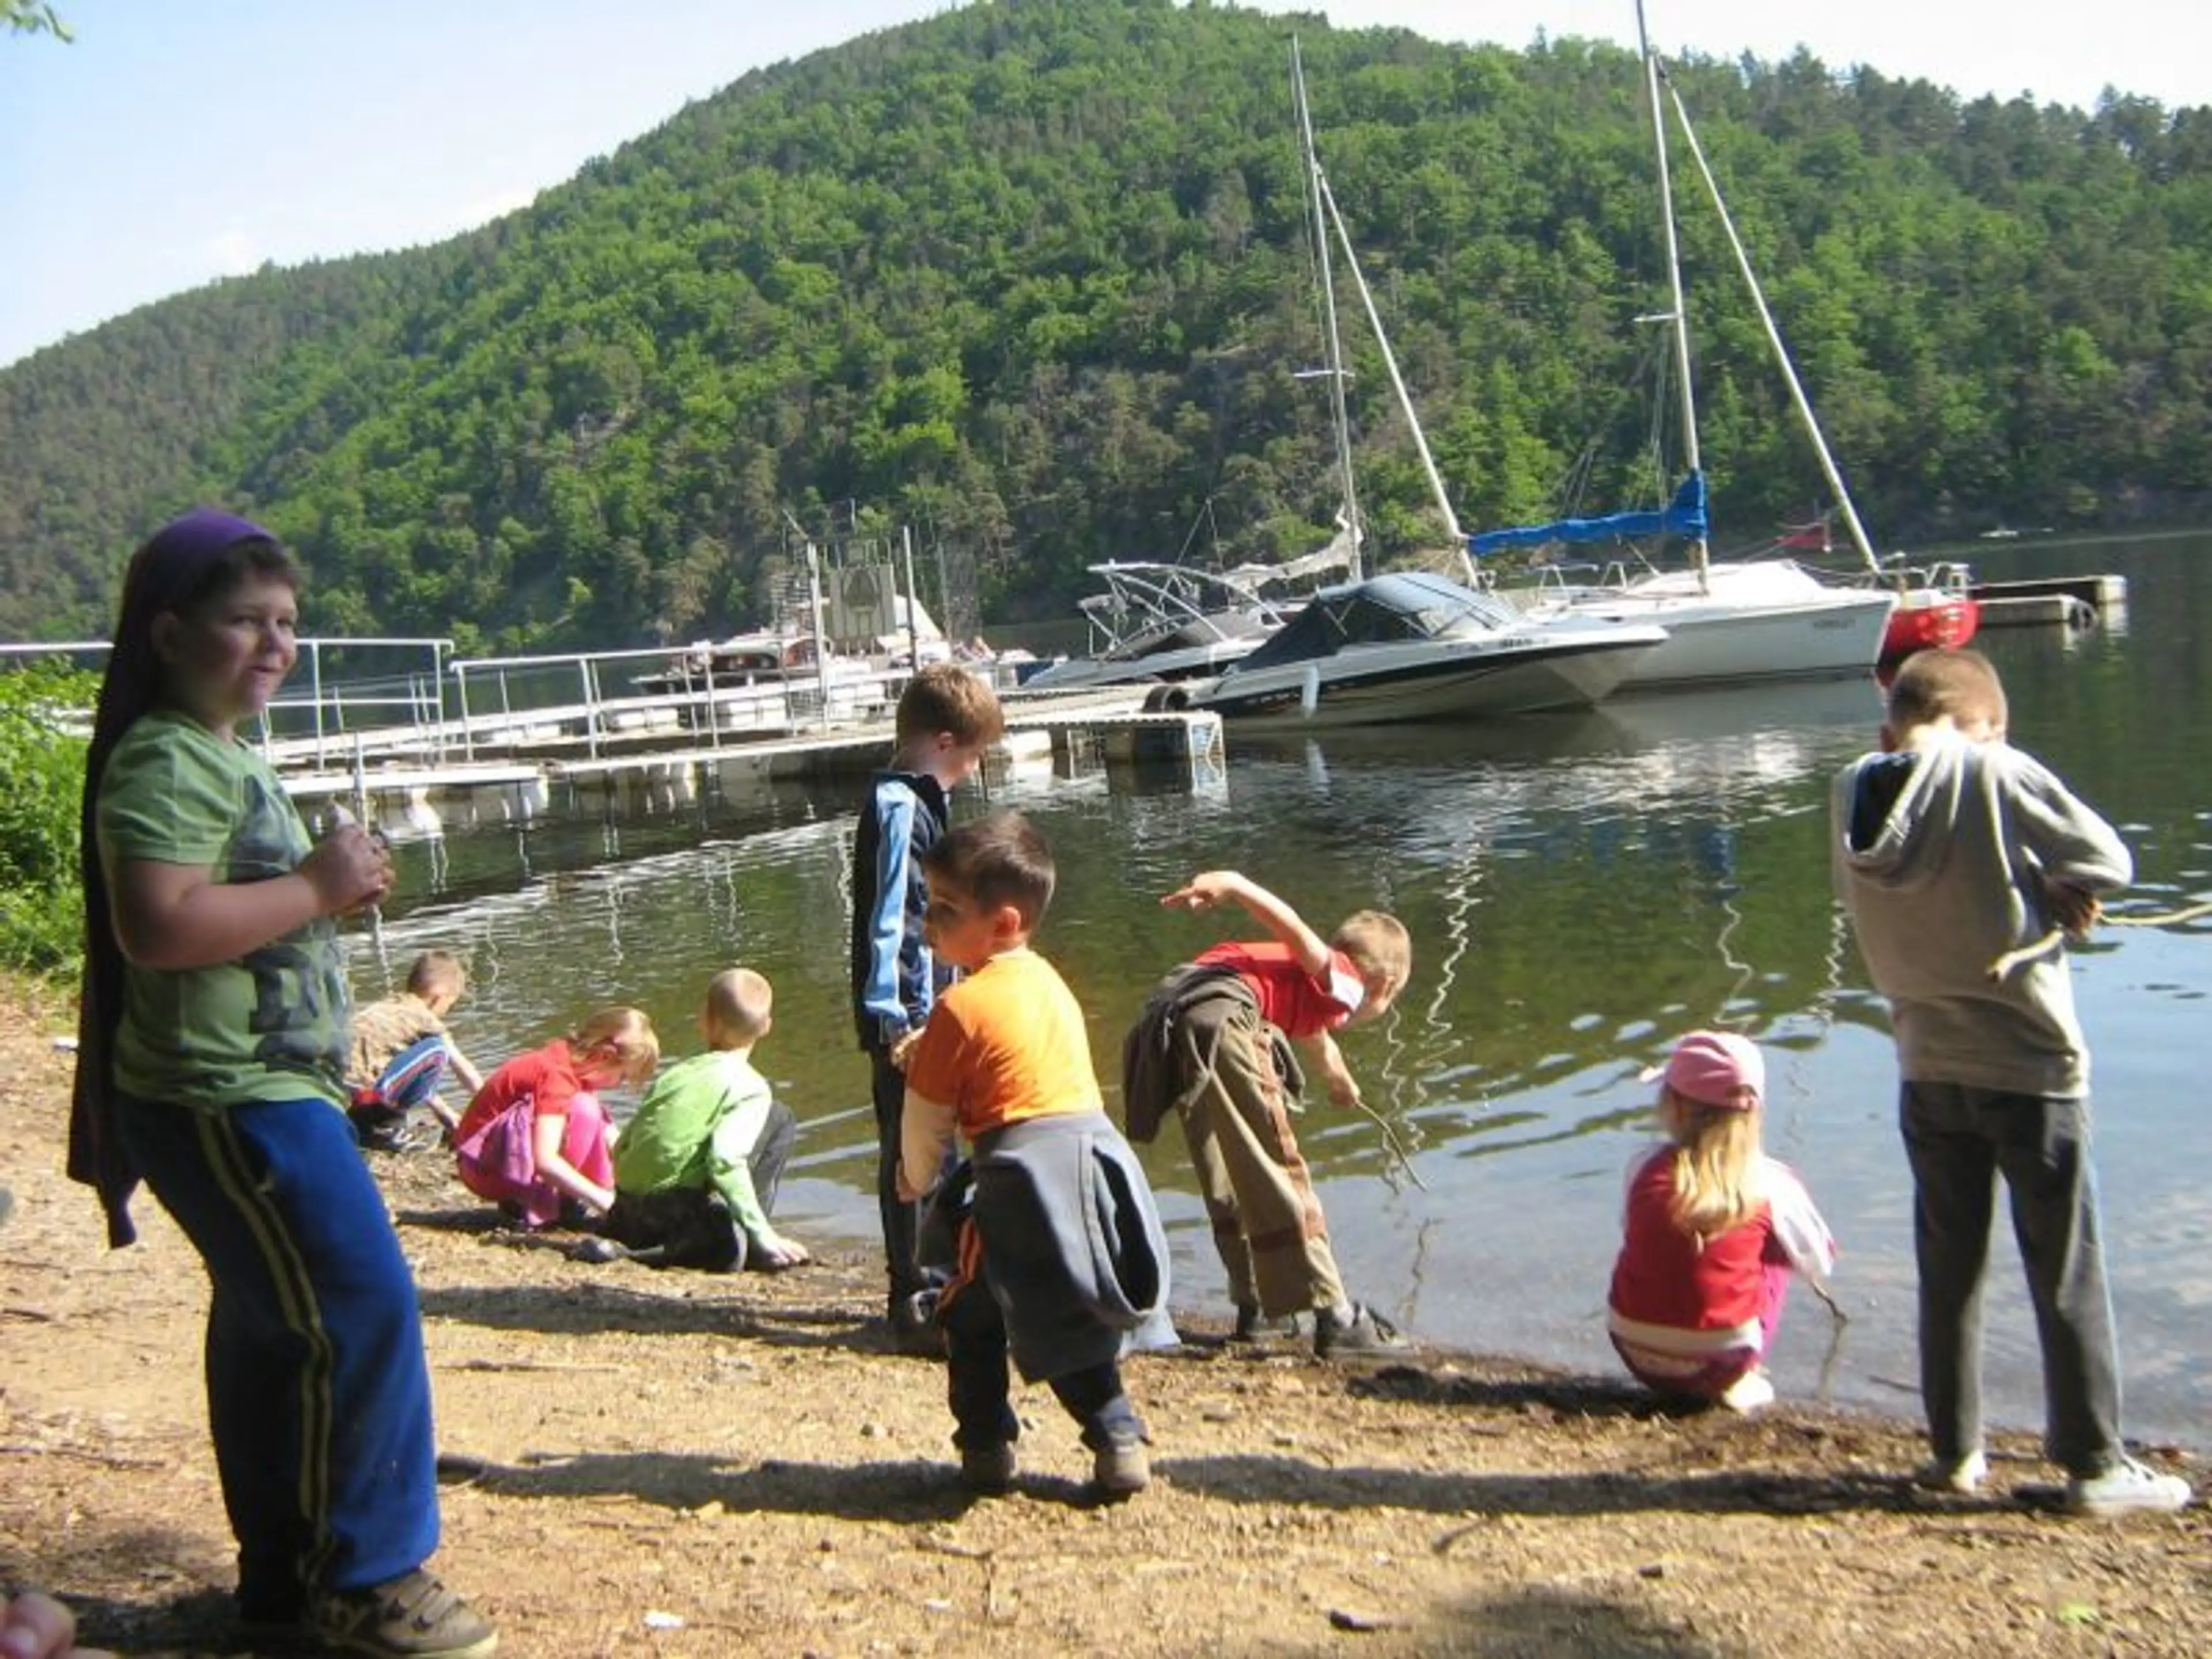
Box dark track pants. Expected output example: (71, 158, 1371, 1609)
(870, 1047, 926, 1307)
(1899, 1081, 2123, 1476)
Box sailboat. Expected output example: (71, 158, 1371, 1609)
(1177, 45, 1666, 729)
(1464, 3, 1902, 690)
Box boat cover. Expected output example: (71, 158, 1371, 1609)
(1468, 471, 1710, 558)
(1230, 572, 1518, 671)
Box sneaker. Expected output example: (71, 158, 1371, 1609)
(1313, 1304, 1407, 1359)
(1229, 1305, 1309, 1343)
(310, 1570, 498, 1657)
(889, 1290, 946, 1357)
(959, 1442, 1018, 1496)
(1092, 1440, 1150, 1497)
(1912, 1449, 1988, 1495)
(2065, 1455, 2192, 1518)
(1718, 1369, 1775, 1414)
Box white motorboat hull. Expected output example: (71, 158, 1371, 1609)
(1022, 634, 1262, 691)
(1195, 628, 1664, 727)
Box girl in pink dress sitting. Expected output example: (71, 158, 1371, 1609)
(454, 1007, 658, 1227)
(1607, 1029, 1837, 1413)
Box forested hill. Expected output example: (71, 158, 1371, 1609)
(2, 0, 2207, 650)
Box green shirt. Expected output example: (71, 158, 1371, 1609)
(613, 1049, 777, 1242)
(97, 711, 349, 1109)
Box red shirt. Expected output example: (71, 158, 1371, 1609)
(1609, 1150, 1778, 1335)
(455, 1039, 582, 1146)
(1196, 940, 1364, 1037)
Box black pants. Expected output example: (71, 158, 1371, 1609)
(941, 1272, 1142, 1454)
(870, 1047, 927, 1308)
(1899, 1081, 2123, 1475)
(605, 1101, 798, 1271)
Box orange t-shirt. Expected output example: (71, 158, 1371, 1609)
(902, 949, 1100, 1192)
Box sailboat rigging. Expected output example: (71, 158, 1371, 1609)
(1457, 2, 1898, 688)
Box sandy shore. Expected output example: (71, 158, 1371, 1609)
(1, 977, 2204, 1657)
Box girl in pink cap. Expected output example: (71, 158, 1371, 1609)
(1605, 1029, 1836, 1412)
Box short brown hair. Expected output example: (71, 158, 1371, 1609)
(1334, 910, 1411, 989)
(571, 1006, 660, 1086)
(922, 809, 1055, 930)
(405, 949, 467, 1002)
(703, 967, 774, 1042)
(895, 662, 1005, 748)
(1886, 647, 2006, 736)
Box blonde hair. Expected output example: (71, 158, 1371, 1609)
(703, 968, 773, 1044)
(1334, 910, 1411, 990)
(571, 1006, 660, 1085)
(1660, 1087, 1765, 1242)
(405, 949, 467, 1002)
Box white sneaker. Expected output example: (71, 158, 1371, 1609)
(1718, 1369, 1775, 1413)
(2065, 1456, 2192, 1517)
(1912, 1448, 1988, 1494)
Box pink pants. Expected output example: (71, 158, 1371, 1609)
(456, 1093, 612, 1228)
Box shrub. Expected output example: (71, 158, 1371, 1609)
(0, 663, 94, 978)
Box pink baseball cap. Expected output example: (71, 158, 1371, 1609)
(1640, 1029, 1764, 1111)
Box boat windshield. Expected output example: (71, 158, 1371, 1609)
(1232, 573, 1516, 670)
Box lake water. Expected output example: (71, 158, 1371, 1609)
(356, 531, 2212, 1449)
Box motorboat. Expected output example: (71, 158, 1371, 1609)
(631, 630, 887, 729)
(1183, 571, 1666, 726)
(1021, 561, 1302, 691)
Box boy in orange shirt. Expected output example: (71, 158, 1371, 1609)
(899, 811, 1172, 1499)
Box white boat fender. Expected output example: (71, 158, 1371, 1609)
(1300, 663, 1322, 718)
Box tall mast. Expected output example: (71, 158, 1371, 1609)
(1293, 37, 1363, 581)
(1315, 171, 1473, 575)
(1662, 75, 1884, 578)
(1637, 1, 1707, 583)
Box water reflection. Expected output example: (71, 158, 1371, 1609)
(356, 537, 2210, 1448)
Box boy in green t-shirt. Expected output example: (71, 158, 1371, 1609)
(604, 968, 810, 1271)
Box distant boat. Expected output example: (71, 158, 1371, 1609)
(1184, 571, 1665, 726)
(632, 628, 884, 728)
(1878, 559, 1982, 658)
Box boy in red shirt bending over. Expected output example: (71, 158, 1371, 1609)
(1123, 869, 1411, 1358)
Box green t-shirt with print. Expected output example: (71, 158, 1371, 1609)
(98, 711, 350, 1108)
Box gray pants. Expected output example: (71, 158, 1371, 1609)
(1899, 1081, 2123, 1476)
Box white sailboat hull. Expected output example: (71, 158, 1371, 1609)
(1520, 563, 1895, 689)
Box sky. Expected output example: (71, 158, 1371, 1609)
(3, 1, 2206, 368)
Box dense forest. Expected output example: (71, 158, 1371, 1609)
(1, 0, 2206, 651)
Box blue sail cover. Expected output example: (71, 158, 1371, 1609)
(1468, 471, 1709, 558)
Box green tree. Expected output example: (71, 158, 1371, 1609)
(2, 1, 71, 40)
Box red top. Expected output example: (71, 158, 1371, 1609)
(455, 1040, 582, 1146)
(1196, 940, 1365, 1037)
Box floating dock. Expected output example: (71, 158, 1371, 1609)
(1968, 573, 2126, 631)
(275, 685, 1224, 839)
